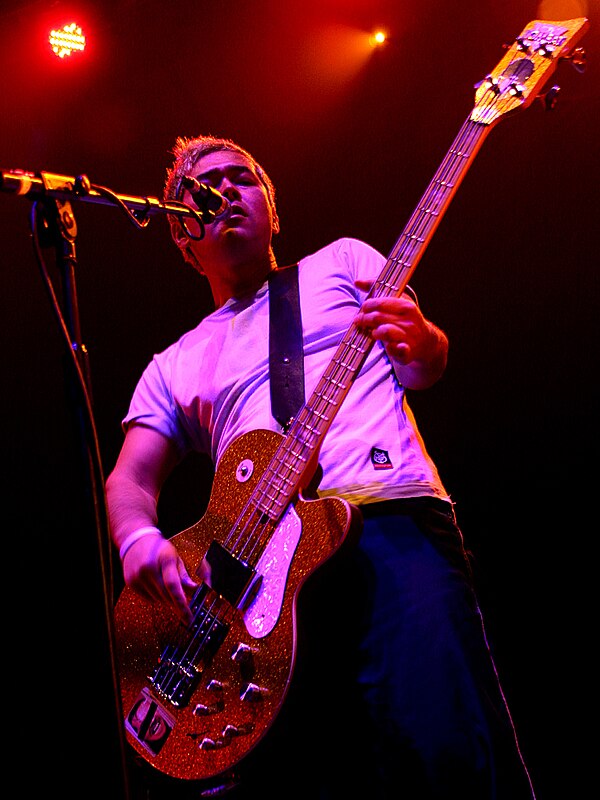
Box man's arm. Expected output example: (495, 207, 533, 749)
(105, 425, 197, 621)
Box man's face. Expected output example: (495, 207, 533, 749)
(180, 149, 279, 269)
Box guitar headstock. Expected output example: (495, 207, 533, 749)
(471, 17, 590, 125)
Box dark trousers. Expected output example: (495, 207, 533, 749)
(136, 498, 536, 799)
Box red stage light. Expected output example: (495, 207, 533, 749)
(49, 22, 86, 59)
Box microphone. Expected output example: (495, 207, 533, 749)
(180, 175, 229, 223)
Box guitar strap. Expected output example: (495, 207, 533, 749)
(268, 264, 305, 432)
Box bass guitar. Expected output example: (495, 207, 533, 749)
(114, 16, 589, 785)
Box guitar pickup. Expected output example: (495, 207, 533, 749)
(198, 540, 261, 608)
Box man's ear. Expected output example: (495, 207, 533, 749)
(170, 217, 188, 251)
(272, 210, 280, 235)
(169, 217, 203, 272)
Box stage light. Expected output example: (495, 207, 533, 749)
(49, 22, 86, 59)
(369, 30, 387, 48)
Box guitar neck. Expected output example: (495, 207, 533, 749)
(375, 117, 490, 303)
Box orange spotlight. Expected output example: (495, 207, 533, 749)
(49, 22, 86, 59)
(369, 30, 387, 48)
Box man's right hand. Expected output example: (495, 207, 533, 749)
(122, 533, 199, 624)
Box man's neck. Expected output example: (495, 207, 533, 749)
(210, 250, 278, 308)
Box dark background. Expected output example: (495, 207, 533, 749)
(1, 1, 598, 797)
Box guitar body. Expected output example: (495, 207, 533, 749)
(114, 429, 357, 782)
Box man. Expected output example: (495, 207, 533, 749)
(106, 135, 536, 798)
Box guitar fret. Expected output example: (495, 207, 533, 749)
(288, 447, 308, 461)
(268, 455, 300, 478)
(383, 256, 412, 269)
(332, 356, 356, 370)
(314, 389, 339, 404)
(253, 495, 276, 515)
(262, 489, 287, 509)
(325, 376, 347, 390)
(449, 147, 470, 158)
(282, 465, 301, 479)
(299, 420, 320, 437)
(347, 341, 368, 354)
(264, 472, 289, 497)
(270, 452, 303, 476)
(301, 409, 327, 429)
(377, 278, 401, 292)
(417, 205, 440, 216)
(313, 390, 340, 409)
(297, 417, 321, 438)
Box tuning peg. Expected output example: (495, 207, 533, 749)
(502, 38, 529, 53)
(563, 47, 587, 73)
(537, 85, 561, 111)
(514, 37, 530, 54)
(474, 75, 500, 94)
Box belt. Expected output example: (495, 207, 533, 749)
(359, 496, 452, 518)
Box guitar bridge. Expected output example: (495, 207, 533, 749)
(150, 583, 230, 707)
(148, 542, 261, 709)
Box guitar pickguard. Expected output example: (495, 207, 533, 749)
(244, 504, 302, 638)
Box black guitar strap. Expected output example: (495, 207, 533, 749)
(268, 264, 305, 432)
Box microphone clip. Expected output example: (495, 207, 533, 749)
(180, 175, 228, 223)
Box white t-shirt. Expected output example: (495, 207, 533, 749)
(124, 237, 449, 505)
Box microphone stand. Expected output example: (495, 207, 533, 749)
(1, 168, 211, 800)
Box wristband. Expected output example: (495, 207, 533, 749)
(119, 526, 162, 560)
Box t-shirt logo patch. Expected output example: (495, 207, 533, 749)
(371, 447, 393, 470)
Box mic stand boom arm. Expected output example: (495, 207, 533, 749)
(0, 167, 213, 226)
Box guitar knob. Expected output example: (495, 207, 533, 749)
(193, 699, 224, 716)
(240, 682, 270, 702)
(222, 722, 253, 738)
(206, 679, 225, 692)
(198, 737, 225, 750)
(231, 642, 256, 664)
